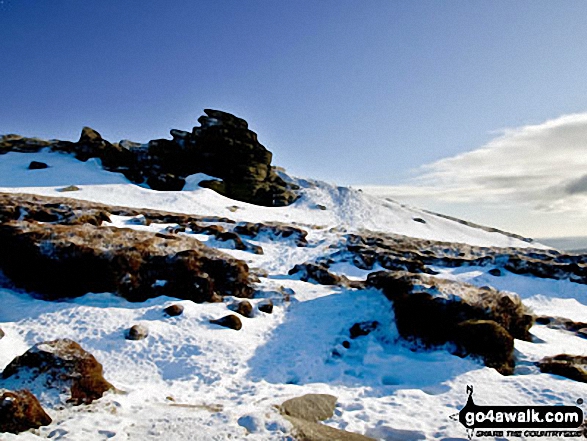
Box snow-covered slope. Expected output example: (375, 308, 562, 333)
(0, 149, 543, 248)
(0, 149, 585, 441)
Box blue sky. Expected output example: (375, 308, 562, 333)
(2, 1, 587, 238)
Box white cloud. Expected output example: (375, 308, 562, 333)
(366, 112, 587, 214)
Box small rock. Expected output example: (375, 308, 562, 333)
(126, 324, 149, 340)
(578, 328, 587, 339)
(0, 327, 4, 340)
(258, 299, 274, 314)
(412, 217, 426, 224)
(280, 394, 337, 423)
(210, 314, 242, 330)
(164, 304, 184, 317)
(57, 185, 80, 192)
(349, 321, 379, 339)
(0, 389, 52, 434)
(488, 268, 502, 277)
(28, 161, 48, 170)
(342, 340, 350, 349)
(235, 300, 254, 318)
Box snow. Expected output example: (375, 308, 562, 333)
(0, 149, 585, 440)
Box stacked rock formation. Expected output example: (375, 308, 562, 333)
(0, 109, 298, 207)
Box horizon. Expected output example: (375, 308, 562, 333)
(2, 1, 587, 239)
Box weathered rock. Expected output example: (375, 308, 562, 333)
(454, 320, 515, 375)
(0, 389, 52, 434)
(3, 110, 299, 207)
(280, 394, 337, 423)
(0, 220, 253, 302)
(1, 339, 113, 404)
(367, 271, 529, 374)
(234, 222, 308, 246)
(126, 324, 149, 340)
(538, 354, 587, 383)
(164, 304, 184, 317)
(280, 394, 375, 441)
(234, 300, 254, 318)
(210, 314, 242, 330)
(289, 263, 348, 286)
(28, 161, 48, 170)
(258, 299, 274, 314)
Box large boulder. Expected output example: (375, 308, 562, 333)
(367, 271, 529, 374)
(0, 389, 52, 434)
(1, 339, 112, 405)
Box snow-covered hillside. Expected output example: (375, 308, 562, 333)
(0, 146, 586, 441)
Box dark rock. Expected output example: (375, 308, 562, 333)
(367, 271, 527, 374)
(0, 328, 4, 340)
(488, 268, 502, 277)
(234, 222, 308, 246)
(289, 263, 348, 286)
(57, 185, 80, 192)
(258, 299, 274, 314)
(235, 300, 254, 318)
(0, 389, 52, 434)
(535, 316, 552, 325)
(0, 220, 253, 302)
(349, 321, 379, 339)
(454, 320, 515, 375)
(412, 217, 426, 224)
(126, 324, 149, 340)
(210, 314, 242, 330)
(2, 339, 113, 404)
(280, 394, 337, 423)
(164, 304, 184, 317)
(342, 340, 350, 349)
(538, 354, 587, 383)
(28, 161, 48, 170)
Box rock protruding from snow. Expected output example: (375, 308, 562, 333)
(210, 314, 243, 330)
(280, 394, 337, 423)
(1, 339, 113, 405)
(367, 272, 529, 374)
(0, 220, 253, 302)
(28, 160, 48, 170)
(538, 354, 587, 383)
(258, 299, 274, 314)
(280, 394, 375, 441)
(126, 324, 149, 341)
(164, 304, 184, 317)
(0, 389, 52, 434)
(1, 109, 299, 206)
(0, 327, 4, 340)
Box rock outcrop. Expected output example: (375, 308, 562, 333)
(1, 109, 299, 207)
(538, 354, 587, 383)
(2, 339, 112, 405)
(0, 389, 52, 434)
(0, 220, 253, 302)
(367, 271, 530, 374)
